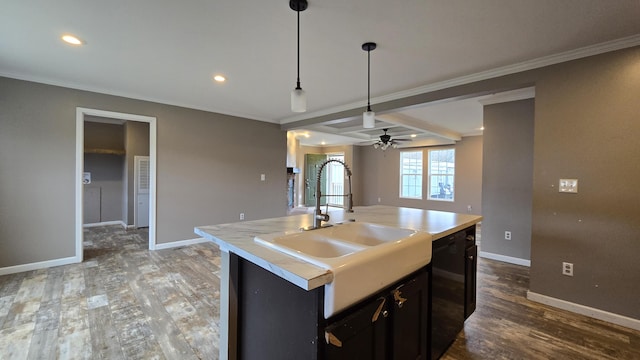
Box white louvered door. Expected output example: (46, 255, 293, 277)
(134, 156, 150, 228)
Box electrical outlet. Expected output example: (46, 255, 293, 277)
(504, 231, 511, 240)
(562, 262, 573, 276)
(240, 212, 245, 220)
(467, 205, 472, 213)
(260, 174, 266, 181)
(378, 197, 381, 203)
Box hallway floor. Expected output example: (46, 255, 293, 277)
(1, 225, 638, 359)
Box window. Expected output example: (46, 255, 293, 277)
(428, 148, 455, 201)
(399, 151, 423, 199)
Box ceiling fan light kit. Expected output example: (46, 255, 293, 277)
(290, 0, 308, 113)
(362, 42, 377, 128)
(373, 128, 409, 151)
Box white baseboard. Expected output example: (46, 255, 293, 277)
(83, 220, 127, 228)
(0, 237, 209, 275)
(479, 250, 531, 267)
(0, 256, 79, 276)
(527, 291, 640, 331)
(153, 237, 210, 250)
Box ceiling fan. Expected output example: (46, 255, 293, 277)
(373, 128, 412, 150)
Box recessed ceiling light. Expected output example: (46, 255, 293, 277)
(410, 134, 417, 138)
(213, 75, 226, 82)
(321, 141, 326, 145)
(61, 34, 83, 45)
(480, 126, 485, 131)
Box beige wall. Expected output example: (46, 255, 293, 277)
(0, 76, 287, 268)
(358, 136, 483, 215)
(482, 99, 534, 260)
(529, 48, 640, 318)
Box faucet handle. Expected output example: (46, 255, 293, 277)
(315, 213, 330, 221)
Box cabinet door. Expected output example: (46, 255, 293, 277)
(324, 296, 388, 360)
(390, 271, 429, 360)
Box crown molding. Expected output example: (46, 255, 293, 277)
(0, 71, 275, 123)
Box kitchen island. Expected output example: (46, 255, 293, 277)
(195, 205, 482, 359)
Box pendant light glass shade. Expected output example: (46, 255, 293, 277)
(363, 110, 375, 128)
(291, 87, 306, 112)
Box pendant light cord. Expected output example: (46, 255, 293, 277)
(296, 3, 301, 90)
(366, 48, 371, 111)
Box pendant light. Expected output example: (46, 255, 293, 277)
(362, 42, 377, 128)
(290, 0, 308, 112)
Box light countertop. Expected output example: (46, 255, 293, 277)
(194, 205, 482, 291)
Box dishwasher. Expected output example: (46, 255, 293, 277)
(430, 226, 477, 360)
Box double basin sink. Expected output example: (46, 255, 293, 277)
(254, 221, 432, 318)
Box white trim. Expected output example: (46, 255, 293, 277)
(0, 257, 77, 276)
(477, 87, 536, 106)
(153, 237, 210, 250)
(280, 34, 640, 124)
(83, 220, 127, 228)
(526, 291, 640, 332)
(76, 108, 158, 261)
(479, 251, 531, 267)
(0, 75, 274, 124)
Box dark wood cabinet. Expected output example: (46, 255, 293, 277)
(324, 296, 388, 360)
(324, 270, 429, 360)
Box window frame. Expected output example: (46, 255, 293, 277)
(399, 150, 423, 200)
(427, 148, 455, 202)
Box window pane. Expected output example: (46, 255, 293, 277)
(428, 149, 455, 201)
(399, 151, 423, 199)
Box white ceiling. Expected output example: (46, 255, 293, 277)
(2, 1, 640, 146)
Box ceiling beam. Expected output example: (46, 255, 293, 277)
(375, 113, 462, 141)
(305, 125, 372, 141)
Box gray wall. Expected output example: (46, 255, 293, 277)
(124, 121, 150, 225)
(0, 76, 286, 268)
(529, 48, 640, 319)
(358, 136, 483, 215)
(481, 99, 534, 260)
(83, 153, 124, 223)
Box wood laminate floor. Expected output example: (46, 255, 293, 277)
(1, 225, 639, 359)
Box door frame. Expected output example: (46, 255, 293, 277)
(75, 107, 158, 263)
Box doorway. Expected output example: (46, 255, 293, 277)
(325, 154, 345, 207)
(75, 108, 157, 263)
(303, 153, 346, 208)
(304, 154, 327, 206)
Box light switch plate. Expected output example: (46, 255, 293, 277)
(559, 179, 578, 193)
